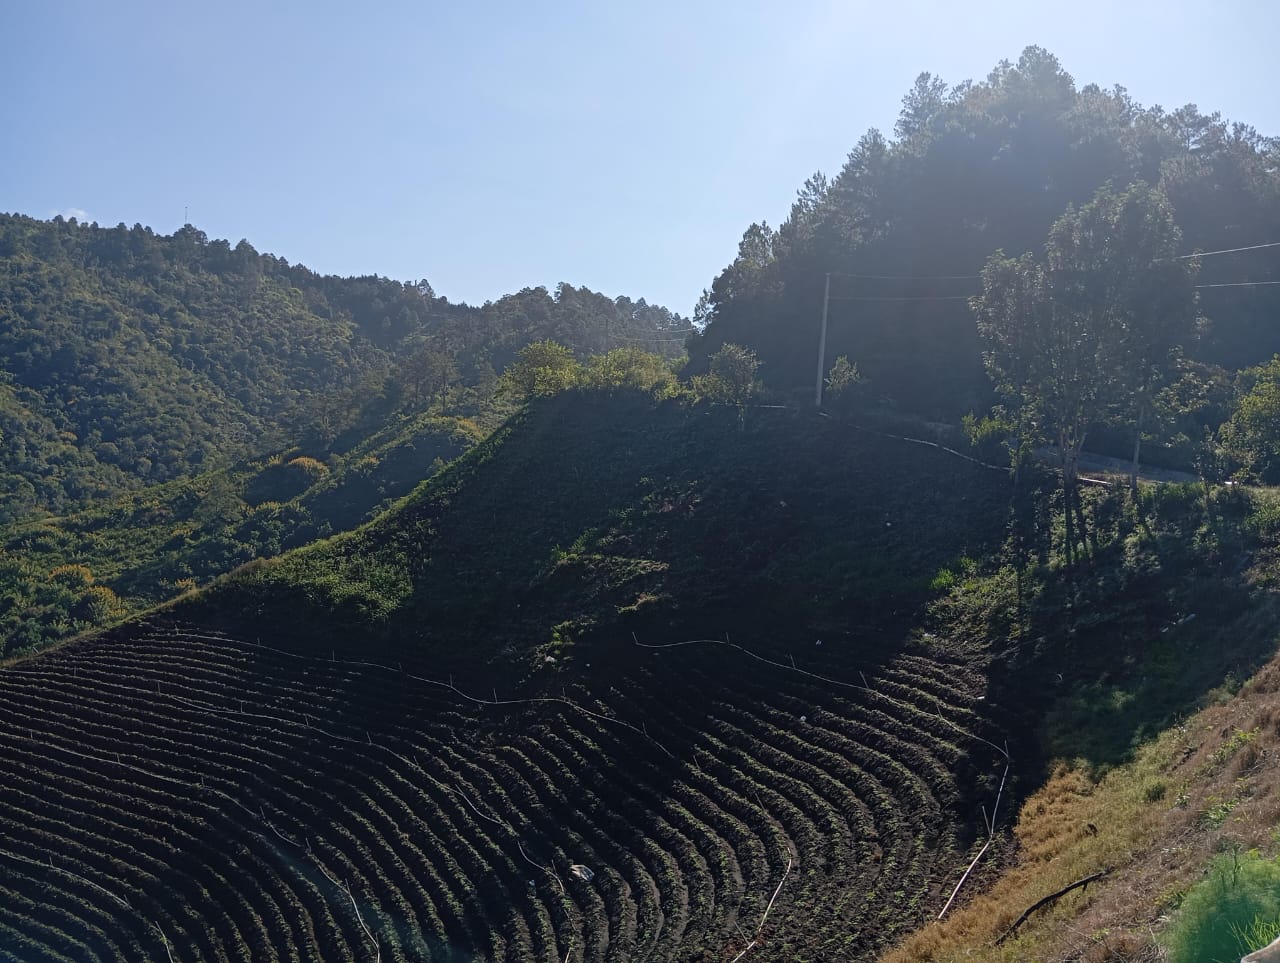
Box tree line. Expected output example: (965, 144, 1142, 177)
(688, 47, 1279, 467)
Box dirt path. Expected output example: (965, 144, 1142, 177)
(1034, 447, 1201, 486)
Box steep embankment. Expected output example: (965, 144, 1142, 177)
(0, 393, 1018, 962)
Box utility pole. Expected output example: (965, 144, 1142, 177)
(815, 272, 831, 407)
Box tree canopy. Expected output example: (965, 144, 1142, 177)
(687, 47, 1280, 420)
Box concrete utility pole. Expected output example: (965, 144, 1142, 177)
(815, 272, 831, 408)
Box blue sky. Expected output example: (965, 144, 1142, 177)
(3, 1, 1277, 316)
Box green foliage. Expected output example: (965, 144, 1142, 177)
(1220, 356, 1280, 482)
(973, 182, 1197, 484)
(692, 343, 760, 406)
(1162, 851, 1280, 963)
(689, 47, 1280, 420)
(825, 355, 863, 395)
(0, 412, 481, 654)
(583, 346, 677, 396)
(961, 410, 1013, 465)
(182, 391, 1013, 668)
(824, 355, 868, 412)
(500, 341, 584, 398)
(0, 215, 687, 521)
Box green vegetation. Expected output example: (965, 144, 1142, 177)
(973, 182, 1199, 500)
(0, 411, 483, 654)
(180, 390, 1012, 675)
(0, 213, 688, 521)
(1221, 355, 1280, 482)
(691, 47, 1280, 443)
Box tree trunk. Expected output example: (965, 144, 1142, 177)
(1061, 435, 1092, 561)
(1129, 404, 1144, 493)
(1060, 431, 1075, 566)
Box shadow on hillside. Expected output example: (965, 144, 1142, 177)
(992, 483, 1280, 775)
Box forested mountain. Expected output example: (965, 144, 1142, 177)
(690, 46, 1280, 417)
(0, 213, 688, 521)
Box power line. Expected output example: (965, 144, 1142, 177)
(608, 334, 695, 342)
(828, 270, 980, 280)
(1176, 240, 1280, 260)
(828, 294, 975, 302)
(1194, 280, 1280, 289)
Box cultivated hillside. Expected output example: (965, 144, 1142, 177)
(3, 393, 1279, 961)
(0, 392, 1017, 962)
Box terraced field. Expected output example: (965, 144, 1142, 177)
(0, 617, 1003, 962)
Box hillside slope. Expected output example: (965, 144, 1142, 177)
(0, 214, 687, 522)
(0, 393, 1017, 962)
(0, 411, 484, 654)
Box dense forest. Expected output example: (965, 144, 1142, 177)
(689, 46, 1280, 436)
(0, 213, 689, 522)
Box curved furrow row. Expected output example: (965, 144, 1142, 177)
(516, 730, 675, 959)
(0, 791, 200, 958)
(886, 650, 985, 693)
(493, 743, 651, 961)
(707, 672, 958, 871)
(355, 763, 548, 963)
(0, 690, 412, 962)
(0, 696, 355, 957)
(594, 668, 800, 866)
(337, 773, 512, 960)
(679, 695, 945, 947)
(0, 860, 129, 963)
(552, 706, 756, 937)
(0, 881, 83, 963)
(119, 650, 570, 957)
(370, 736, 579, 960)
(0, 726, 255, 960)
(0, 853, 145, 962)
(435, 747, 598, 962)
(538, 722, 720, 953)
(1, 665, 501, 958)
(0, 623, 996, 961)
(729, 693, 951, 824)
(593, 677, 783, 887)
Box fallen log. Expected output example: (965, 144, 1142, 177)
(993, 869, 1110, 947)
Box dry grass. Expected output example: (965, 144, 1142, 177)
(882, 645, 1280, 963)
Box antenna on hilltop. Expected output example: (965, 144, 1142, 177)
(184, 206, 189, 225)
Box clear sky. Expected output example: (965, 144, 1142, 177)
(3, 1, 1277, 316)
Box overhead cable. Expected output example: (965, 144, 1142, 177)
(1175, 240, 1280, 260)
(1194, 280, 1280, 288)
(828, 294, 975, 302)
(828, 270, 980, 280)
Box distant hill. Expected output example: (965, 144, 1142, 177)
(0, 213, 689, 522)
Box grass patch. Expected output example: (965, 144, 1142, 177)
(1162, 850, 1280, 963)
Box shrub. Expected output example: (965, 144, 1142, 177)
(287, 455, 330, 478)
(71, 584, 126, 625)
(1162, 850, 1280, 963)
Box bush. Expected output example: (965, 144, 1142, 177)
(1162, 850, 1280, 963)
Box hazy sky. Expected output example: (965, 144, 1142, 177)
(3, 1, 1277, 315)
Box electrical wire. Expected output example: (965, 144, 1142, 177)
(1193, 280, 1280, 289)
(828, 294, 975, 302)
(827, 270, 980, 280)
(1175, 240, 1280, 260)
